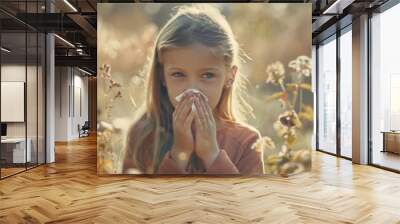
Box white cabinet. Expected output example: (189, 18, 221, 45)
(1, 138, 32, 163)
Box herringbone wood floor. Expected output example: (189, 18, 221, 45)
(0, 135, 400, 224)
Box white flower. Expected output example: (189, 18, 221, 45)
(251, 136, 276, 152)
(288, 56, 311, 77)
(266, 61, 285, 84)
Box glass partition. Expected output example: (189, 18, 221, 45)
(1, 31, 28, 177)
(0, 1, 46, 179)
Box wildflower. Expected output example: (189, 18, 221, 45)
(131, 74, 145, 86)
(278, 144, 291, 157)
(266, 154, 284, 166)
(99, 158, 114, 173)
(278, 110, 302, 128)
(129, 95, 137, 108)
(273, 119, 287, 138)
(274, 111, 299, 146)
(114, 91, 122, 99)
(298, 105, 314, 122)
(279, 162, 301, 176)
(292, 149, 311, 166)
(265, 61, 285, 85)
(98, 121, 114, 132)
(251, 136, 276, 152)
(100, 64, 111, 79)
(288, 56, 311, 78)
(286, 128, 296, 146)
(110, 79, 121, 89)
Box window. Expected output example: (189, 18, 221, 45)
(370, 2, 400, 171)
(339, 28, 352, 158)
(317, 36, 337, 154)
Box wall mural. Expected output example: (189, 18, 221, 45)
(97, 3, 312, 176)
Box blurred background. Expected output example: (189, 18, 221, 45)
(97, 3, 312, 175)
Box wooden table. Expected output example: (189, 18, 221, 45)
(381, 131, 400, 154)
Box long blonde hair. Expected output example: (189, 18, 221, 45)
(124, 4, 253, 173)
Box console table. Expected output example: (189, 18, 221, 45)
(381, 131, 400, 154)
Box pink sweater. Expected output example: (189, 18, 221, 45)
(123, 121, 265, 175)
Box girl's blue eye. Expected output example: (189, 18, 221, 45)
(171, 72, 185, 78)
(202, 72, 215, 79)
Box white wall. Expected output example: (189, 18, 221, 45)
(1, 66, 26, 136)
(55, 67, 69, 141)
(72, 73, 89, 138)
(55, 67, 89, 141)
(1, 64, 46, 164)
(1, 82, 25, 122)
(1, 65, 37, 138)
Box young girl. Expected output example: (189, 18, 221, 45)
(122, 4, 264, 175)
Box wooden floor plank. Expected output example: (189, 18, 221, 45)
(0, 135, 399, 223)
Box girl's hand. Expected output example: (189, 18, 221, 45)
(171, 94, 196, 170)
(193, 95, 220, 170)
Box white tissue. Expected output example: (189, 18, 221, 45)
(175, 88, 208, 113)
(191, 103, 196, 113)
(175, 88, 208, 102)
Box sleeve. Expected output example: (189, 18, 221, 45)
(235, 131, 265, 175)
(158, 151, 188, 174)
(204, 150, 239, 174)
(205, 130, 264, 175)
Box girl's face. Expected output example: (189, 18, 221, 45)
(161, 43, 237, 113)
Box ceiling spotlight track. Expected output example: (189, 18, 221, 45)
(322, 0, 355, 15)
(63, 0, 78, 12)
(1, 47, 11, 53)
(78, 67, 94, 76)
(54, 34, 76, 48)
